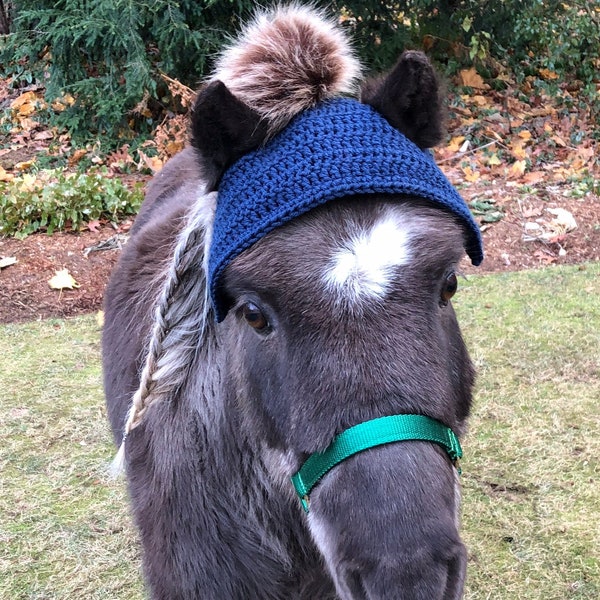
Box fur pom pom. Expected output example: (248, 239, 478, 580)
(211, 3, 361, 135)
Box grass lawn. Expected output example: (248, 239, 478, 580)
(1, 263, 598, 599)
(0, 316, 143, 599)
(456, 263, 600, 599)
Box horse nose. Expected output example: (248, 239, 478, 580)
(305, 442, 467, 599)
(337, 541, 466, 600)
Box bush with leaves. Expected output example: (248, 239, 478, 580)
(511, 1, 600, 87)
(0, 170, 143, 237)
(1, 0, 599, 144)
(1, 0, 250, 142)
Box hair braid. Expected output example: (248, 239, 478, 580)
(112, 191, 217, 474)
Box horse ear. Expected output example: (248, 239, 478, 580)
(190, 80, 269, 190)
(360, 50, 444, 149)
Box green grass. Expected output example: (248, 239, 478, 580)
(0, 317, 144, 599)
(0, 263, 598, 599)
(456, 263, 600, 599)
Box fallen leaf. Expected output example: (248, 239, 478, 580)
(547, 207, 577, 233)
(10, 91, 37, 110)
(447, 136, 466, 153)
(14, 159, 35, 171)
(459, 68, 488, 90)
(539, 68, 559, 80)
(87, 220, 101, 232)
(534, 250, 557, 264)
(51, 93, 76, 112)
(48, 269, 80, 290)
(462, 166, 480, 182)
(551, 135, 567, 147)
(509, 160, 527, 178)
(471, 95, 490, 107)
(165, 140, 185, 156)
(510, 139, 528, 160)
(33, 130, 54, 141)
(522, 171, 546, 184)
(0, 166, 14, 182)
(18, 173, 38, 192)
(569, 146, 595, 171)
(0, 256, 17, 269)
(96, 310, 105, 328)
(485, 153, 502, 167)
(68, 148, 88, 167)
(482, 126, 504, 141)
(138, 150, 163, 173)
(422, 35, 435, 52)
(529, 107, 555, 117)
(18, 102, 36, 117)
(521, 205, 543, 218)
(17, 117, 40, 132)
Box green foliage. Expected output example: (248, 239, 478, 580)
(511, 0, 600, 90)
(0, 170, 143, 237)
(335, 2, 599, 89)
(1, 1, 598, 144)
(503, 1, 600, 123)
(1, 0, 251, 141)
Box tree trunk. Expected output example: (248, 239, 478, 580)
(0, 1, 13, 35)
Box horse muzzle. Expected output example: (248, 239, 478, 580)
(303, 438, 466, 599)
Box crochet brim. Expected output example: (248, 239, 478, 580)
(209, 98, 483, 321)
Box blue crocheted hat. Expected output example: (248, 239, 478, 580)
(209, 98, 483, 320)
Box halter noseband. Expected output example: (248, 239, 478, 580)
(291, 414, 463, 513)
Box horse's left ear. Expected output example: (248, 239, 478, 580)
(360, 50, 444, 149)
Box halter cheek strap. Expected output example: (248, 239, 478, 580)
(291, 414, 463, 513)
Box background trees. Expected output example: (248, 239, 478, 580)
(1, 0, 598, 143)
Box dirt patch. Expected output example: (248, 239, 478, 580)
(459, 181, 600, 274)
(0, 225, 126, 323)
(1, 185, 599, 324)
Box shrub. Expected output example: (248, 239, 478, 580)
(1, 1, 598, 144)
(511, 0, 600, 85)
(1, 0, 248, 142)
(0, 170, 143, 237)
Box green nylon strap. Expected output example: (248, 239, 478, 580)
(291, 414, 463, 513)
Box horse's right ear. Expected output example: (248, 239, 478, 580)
(360, 51, 444, 149)
(191, 80, 269, 190)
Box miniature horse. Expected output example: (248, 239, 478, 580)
(103, 6, 482, 599)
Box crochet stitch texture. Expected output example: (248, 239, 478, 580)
(209, 98, 483, 320)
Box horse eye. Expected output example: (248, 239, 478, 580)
(241, 302, 270, 332)
(440, 272, 458, 306)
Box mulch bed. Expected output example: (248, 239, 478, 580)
(1, 185, 599, 324)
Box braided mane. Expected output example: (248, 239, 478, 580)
(112, 191, 217, 472)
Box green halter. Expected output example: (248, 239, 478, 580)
(291, 414, 463, 513)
